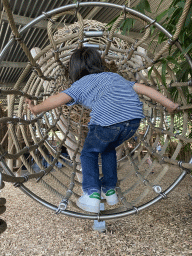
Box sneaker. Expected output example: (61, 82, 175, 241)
(76, 192, 101, 213)
(101, 189, 119, 205)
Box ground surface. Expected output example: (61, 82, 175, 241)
(0, 168, 192, 256)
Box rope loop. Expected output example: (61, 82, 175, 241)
(75, 1, 80, 19)
(123, 5, 127, 20)
(0, 152, 8, 161)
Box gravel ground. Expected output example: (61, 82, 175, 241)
(0, 169, 192, 256)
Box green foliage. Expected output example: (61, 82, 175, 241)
(155, 0, 192, 136)
(108, 0, 151, 34)
(155, 0, 192, 84)
(135, 0, 151, 14)
(108, 0, 192, 124)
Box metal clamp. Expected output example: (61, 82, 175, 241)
(145, 19, 156, 29)
(143, 179, 148, 185)
(55, 199, 68, 214)
(168, 38, 176, 45)
(178, 161, 183, 168)
(23, 174, 29, 182)
(97, 212, 101, 221)
(36, 170, 46, 183)
(14, 35, 23, 42)
(42, 12, 55, 24)
(78, 39, 84, 43)
(54, 48, 60, 53)
(123, 5, 127, 20)
(133, 206, 139, 214)
(130, 44, 135, 51)
(67, 189, 73, 194)
(120, 196, 125, 201)
(153, 185, 162, 194)
(188, 79, 192, 86)
(160, 192, 167, 199)
(107, 37, 113, 42)
(14, 182, 21, 188)
(25, 146, 30, 152)
(0, 172, 5, 189)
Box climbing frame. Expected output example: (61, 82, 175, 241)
(0, 1, 192, 228)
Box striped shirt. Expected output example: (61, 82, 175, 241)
(63, 72, 145, 126)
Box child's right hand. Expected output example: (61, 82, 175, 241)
(25, 98, 36, 115)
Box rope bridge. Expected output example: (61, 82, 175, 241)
(0, 0, 192, 233)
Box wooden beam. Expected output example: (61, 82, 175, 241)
(1, 61, 27, 68)
(0, 83, 25, 88)
(1, 12, 63, 30)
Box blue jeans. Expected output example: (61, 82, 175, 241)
(80, 119, 141, 194)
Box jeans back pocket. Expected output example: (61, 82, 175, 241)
(95, 125, 120, 143)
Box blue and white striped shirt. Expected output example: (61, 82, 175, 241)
(63, 72, 144, 126)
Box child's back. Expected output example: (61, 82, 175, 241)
(64, 71, 144, 126)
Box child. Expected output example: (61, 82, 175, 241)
(26, 47, 179, 213)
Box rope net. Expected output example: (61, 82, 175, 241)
(0, 1, 192, 222)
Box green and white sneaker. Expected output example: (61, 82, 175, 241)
(101, 189, 119, 205)
(77, 192, 101, 213)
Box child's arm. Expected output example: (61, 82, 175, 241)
(133, 83, 179, 113)
(25, 93, 72, 115)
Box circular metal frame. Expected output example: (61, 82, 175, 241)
(0, 2, 191, 220)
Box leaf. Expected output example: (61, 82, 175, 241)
(176, 61, 189, 81)
(176, 1, 185, 8)
(182, 43, 192, 56)
(156, 9, 169, 22)
(136, 0, 151, 14)
(148, 66, 154, 79)
(168, 7, 176, 18)
(161, 60, 167, 86)
(107, 15, 120, 30)
(166, 56, 180, 67)
(121, 18, 134, 35)
(156, 0, 165, 12)
(185, 6, 192, 27)
(144, 0, 151, 13)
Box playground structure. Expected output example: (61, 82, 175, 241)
(0, 0, 192, 234)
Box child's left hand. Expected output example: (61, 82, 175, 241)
(166, 103, 180, 113)
(25, 98, 36, 115)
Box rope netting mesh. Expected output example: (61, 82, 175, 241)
(0, 1, 192, 223)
